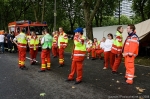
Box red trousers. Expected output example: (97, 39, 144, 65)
(86, 48, 91, 58)
(41, 49, 51, 70)
(91, 49, 96, 58)
(96, 49, 104, 58)
(68, 60, 83, 81)
(125, 56, 135, 84)
(18, 47, 26, 67)
(87, 48, 91, 53)
(30, 48, 38, 62)
(59, 48, 65, 65)
(52, 46, 58, 57)
(104, 51, 115, 68)
(112, 54, 122, 72)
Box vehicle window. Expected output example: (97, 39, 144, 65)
(29, 26, 47, 35)
(16, 27, 20, 33)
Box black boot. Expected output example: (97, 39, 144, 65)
(58, 64, 64, 68)
(20, 66, 28, 70)
(38, 70, 46, 72)
(112, 71, 119, 75)
(74, 81, 82, 84)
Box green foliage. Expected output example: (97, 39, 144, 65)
(0, 0, 146, 34)
(120, 15, 132, 25)
(132, 0, 150, 21)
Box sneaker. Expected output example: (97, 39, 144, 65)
(103, 67, 107, 69)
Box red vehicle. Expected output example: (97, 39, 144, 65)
(8, 20, 47, 36)
(8, 20, 47, 51)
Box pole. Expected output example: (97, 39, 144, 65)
(118, 0, 120, 25)
(54, 0, 56, 31)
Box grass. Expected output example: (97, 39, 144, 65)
(134, 56, 150, 66)
(65, 39, 74, 53)
(65, 40, 150, 66)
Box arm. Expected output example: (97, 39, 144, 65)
(71, 44, 75, 59)
(13, 38, 18, 46)
(41, 37, 44, 45)
(28, 39, 30, 48)
(116, 36, 122, 42)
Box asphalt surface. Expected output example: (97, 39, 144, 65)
(0, 51, 150, 99)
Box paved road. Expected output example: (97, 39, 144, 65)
(0, 52, 150, 99)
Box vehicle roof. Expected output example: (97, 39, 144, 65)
(8, 21, 47, 27)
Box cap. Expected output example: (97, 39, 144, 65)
(74, 27, 83, 33)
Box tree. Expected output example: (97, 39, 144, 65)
(120, 15, 132, 25)
(61, 0, 82, 33)
(82, 0, 101, 40)
(94, 0, 119, 27)
(132, 0, 148, 21)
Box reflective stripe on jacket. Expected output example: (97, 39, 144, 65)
(52, 34, 58, 46)
(73, 35, 86, 61)
(111, 31, 123, 54)
(29, 36, 39, 50)
(92, 41, 100, 49)
(123, 33, 139, 57)
(58, 32, 68, 48)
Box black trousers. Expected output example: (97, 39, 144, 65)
(7, 41, 13, 52)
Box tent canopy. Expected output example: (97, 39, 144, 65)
(83, 25, 127, 41)
(83, 19, 150, 42)
(122, 19, 150, 42)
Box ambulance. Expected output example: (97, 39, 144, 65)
(8, 20, 48, 50)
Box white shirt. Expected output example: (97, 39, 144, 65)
(0, 35, 5, 42)
(86, 40, 92, 48)
(104, 39, 113, 52)
(41, 37, 45, 44)
(100, 42, 105, 49)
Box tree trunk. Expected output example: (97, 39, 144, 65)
(82, 0, 101, 40)
(99, 10, 103, 27)
(85, 23, 93, 40)
(95, 15, 99, 27)
(70, 23, 74, 34)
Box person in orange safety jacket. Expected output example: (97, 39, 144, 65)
(13, 28, 28, 70)
(28, 31, 39, 65)
(122, 24, 139, 85)
(111, 26, 124, 74)
(66, 27, 86, 84)
(58, 27, 68, 67)
(91, 38, 100, 60)
(86, 38, 92, 59)
(52, 31, 59, 58)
